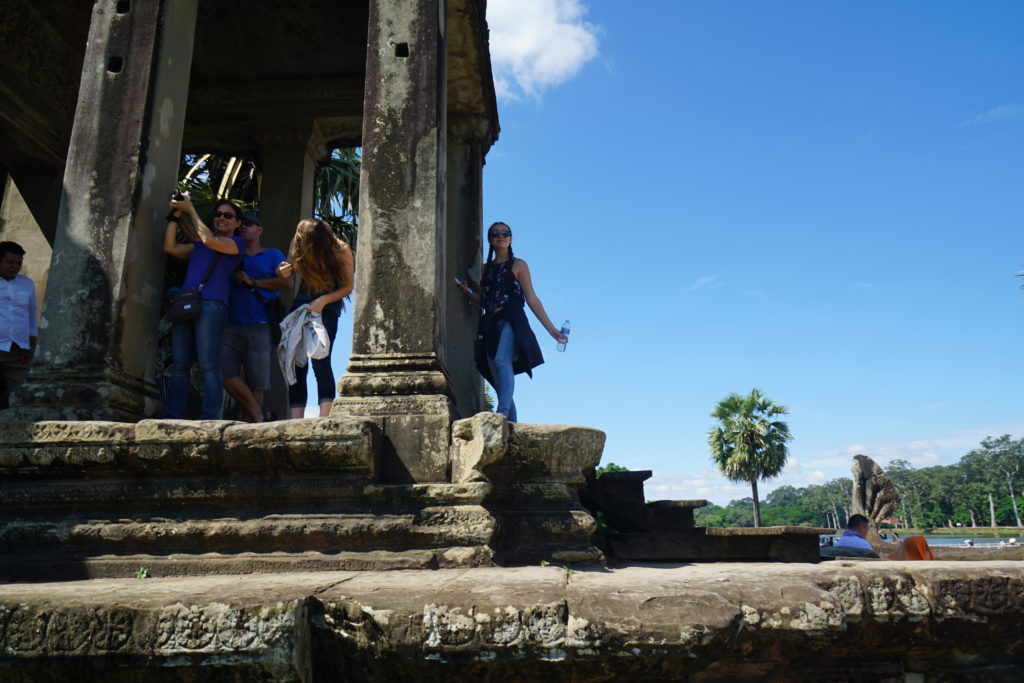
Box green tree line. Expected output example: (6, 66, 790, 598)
(695, 434, 1024, 529)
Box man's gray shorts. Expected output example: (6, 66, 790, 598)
(221, 323, 271, 389)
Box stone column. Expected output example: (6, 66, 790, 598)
(0, 167, 8, 215)
(5, 0, 198, 422)
(445, 118, 488, 419)
(332, 0, 452, 483)
(253, 120, 328, 419)
(254, 120, 326, 253)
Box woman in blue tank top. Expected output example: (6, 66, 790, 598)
(455, 222, 566, 421)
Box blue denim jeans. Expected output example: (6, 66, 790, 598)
(486, 320, 517, 422)
(288, 307, 340, 409)
(167, 299, 227, 419)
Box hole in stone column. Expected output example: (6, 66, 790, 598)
(107, 56, 123, 73)
(395, 43, 409, 58)
(116, 0, 131, 13)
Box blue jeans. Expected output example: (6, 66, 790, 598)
(288, 308, 339, 409)
(167, 300, 227, 419)
(486, 320, 517, 422)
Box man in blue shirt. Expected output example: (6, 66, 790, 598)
(835, 514, 875, 553)
(221, 214, 290, 421)
(0, 241, 37, 410)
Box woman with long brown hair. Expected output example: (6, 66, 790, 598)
(455, 221, 566, 422)
(276, 218, 354, 418)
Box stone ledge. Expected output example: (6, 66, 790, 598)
(704, 525, 831, 536)
(1, 562, 1022, 680)
(0, 418, 381, 475)
(607, 526, 835, 563)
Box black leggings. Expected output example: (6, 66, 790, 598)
(287, 308, 339, 408)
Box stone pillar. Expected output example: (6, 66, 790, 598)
(254, 120, 326, 252)
(5, 0, 198, 421)
(332, 0, 452, 483)
(253, 120, 328, 419)
(445, 118, 488, 419)
(0, 167, 8, 215)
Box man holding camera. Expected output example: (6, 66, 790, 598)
(221, 213, 290, 421)
(0, 241, 37, 410)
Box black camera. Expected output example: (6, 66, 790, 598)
(171, 190, 185, 201)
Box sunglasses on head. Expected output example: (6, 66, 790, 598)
(242, 220, 256, 227)
(212, 211, 237, 220)
(489, 230, 512, 238)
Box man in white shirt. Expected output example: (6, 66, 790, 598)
(0, 241, 38, 409)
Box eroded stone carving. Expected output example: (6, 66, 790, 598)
(450, 412, 509, 483)
(851, 454, 899, 533)
(2, 563, 1024, 678)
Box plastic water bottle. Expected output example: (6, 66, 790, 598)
(557, 320, 570, 352)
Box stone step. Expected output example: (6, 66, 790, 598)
(0, 507, 497, 557)
(646, 499, 709, 531)
(2, 478, 491, 514)
(606, 526, 833, 563)
(492, 508, 603, 565)
(0, 418, 381, 475)
(3, 564, 1024, 679)
(4, 547, 498, 581)
(0, 414, 609, 578)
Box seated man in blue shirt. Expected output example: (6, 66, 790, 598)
(221, 214, 290, 421)
(835, 514, 876, 553)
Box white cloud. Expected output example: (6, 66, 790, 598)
(964, 104, 1024, 126)
(799, 421, 1024, 473)
(487, 0, 600, 100)
(688, 275, 721, 291)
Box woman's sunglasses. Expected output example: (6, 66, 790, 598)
(212, 211, 237, 220)
(489, 230, 512, 238)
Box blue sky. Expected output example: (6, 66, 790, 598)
(323, 0, 1024, 504)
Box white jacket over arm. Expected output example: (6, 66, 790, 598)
(277, 304, 330, 386)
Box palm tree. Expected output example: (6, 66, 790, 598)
(313, 147, 360, 248)
(708, 389, 793, 527)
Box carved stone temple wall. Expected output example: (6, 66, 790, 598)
(3, 3, 1023, 680)
(0, 0, 496, 424)
(0, 0, 604, 585)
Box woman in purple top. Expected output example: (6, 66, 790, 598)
(163, 195, 245, 419)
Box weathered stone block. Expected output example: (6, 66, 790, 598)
(133, 419, 230, 468)
(3, 563, 1024, 679)
(222, 417, 381, 475)
(332, 394, 453, 483)
(450, 411, 508, 483)
(486, 423, 606, 483)
(0, 578, 313, 681)
(0, 420, 134, 469)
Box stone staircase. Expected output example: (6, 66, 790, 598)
(0, 414, 606, 580)
(582, 470, 831, 562)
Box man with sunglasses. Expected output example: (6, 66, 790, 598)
(164, 196, 245, 419)
(221, 213, 290, 422)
